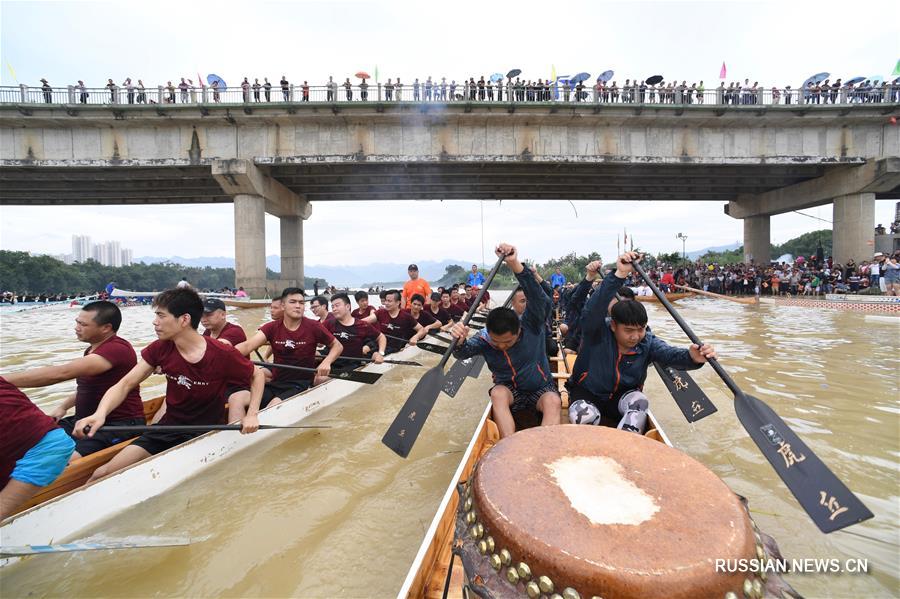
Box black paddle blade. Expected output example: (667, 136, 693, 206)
(328, 369, 382, 384)
(415, 341, 449, 355)
(427, 330, 453, 343)
(735, 391, 874, 533)
(653, 362, 717, 423)
(467, 356, 486, 379)
(442, 358, 474, 397)
(382, 366, 444, 457)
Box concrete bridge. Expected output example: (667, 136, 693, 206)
(1, 100, 898, 294)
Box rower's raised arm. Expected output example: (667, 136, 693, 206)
(3, 353, 113, 388)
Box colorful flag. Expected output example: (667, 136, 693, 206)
(374, 65, 379, 83)
(6, 62, 17, 83)
(197, 72, 204, 88)
(719, 62, 727, 79)
(617, 235, 621, 254)
(892, 59, 900, 77)
(623, 228, 628, 246)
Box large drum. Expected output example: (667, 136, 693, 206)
(455, 425, 783, 599)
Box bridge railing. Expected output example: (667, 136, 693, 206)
(2, 83, 898, 107)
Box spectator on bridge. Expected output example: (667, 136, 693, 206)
(180, 78, 190, 103)
(344, 77, 353, 101)
(211, 79, 220, 103)
(302, 81, 310, 101)
(77, 80, 88, 104)
(413, 78, 420, 101)
(124, 78, 135, 104)
(252, 78, 261, 102)
(326, 76, 335, 101)
(280, 75, 290, 101)
(137, 79, 146, 104)
(106, 79, 117, 103)
(40, 78, 52, 103)
(241, 78, 250, 103)
(359, 78, 368, 101)
(395, 78, 403, 101)
(262, 78, 271, 102)
(385, 78, 393, 101)
(166, 81, 175, 103)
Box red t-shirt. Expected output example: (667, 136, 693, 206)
(351, 305, 376, 320)
(259, 318, 335, 382)
(408, 308, 437, 328)
(141, 337, 254, 425)
(325, 318, 381, 359)
(376, 308, 419, 354)
(203, 321, 247, 346)
(75, 335, 144, 421)
(321, 313, 337, 328)
(0, 378, 60, 486)
(428, 305, 452, 325)
(446, 302, 467, 321)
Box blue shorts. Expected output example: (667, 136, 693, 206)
(10, 428, 75, 487)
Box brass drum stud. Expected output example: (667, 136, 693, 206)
(742, 579, 753, 598)
(550, 595, 564, 599)
(561, 588, 581, 599)
(464, 496, 473, 511)
(525, 581, 541, 598)
(470, 524, 482, 539)
(475, 523, 484, 538)
(466, 510, 477, 524)
(506, 567, 520, 585)
(490, 554, 501, 571)
(499, 549, 511, 566)
(486, 536, 495, 553)
(752, 579, 763, 598)
(724, 593, 739, 599)
(516, 562, 532, 581)
(478, 540, 488, 555)
(756, 544, 765, 560)
(538, 575, 554, 594)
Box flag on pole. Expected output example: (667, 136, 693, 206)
(6, 62, 17, 83)
(892, 58, 900, 77)
(617, 234, 621, 255)
(374, 65, 379, 84)
(719, 62, 727, 79)
(623, 228, 628, 247)
(197, 72, 204, 88)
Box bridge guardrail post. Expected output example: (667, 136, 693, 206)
(290, 84, 295, 102)
(202, 85, 208, 103)
(157, 86, 164, 105)
(378, 82, 382, 101)
(19, 84, 27, 102)
(67, 85, 75, 104)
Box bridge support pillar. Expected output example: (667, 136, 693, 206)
(833, 192, 875, 264)
(233, 194, 268, 297)
(743, 215, 771, 264)
(280, 216, 305, 290)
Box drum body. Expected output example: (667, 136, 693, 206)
(455, 425, 776, 599)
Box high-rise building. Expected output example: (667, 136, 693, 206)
(121, 248, 133, 266)
(106, 241, 122, 267)
(72, 235, 92, 263)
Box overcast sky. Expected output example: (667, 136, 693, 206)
(1, 0, 897, 266)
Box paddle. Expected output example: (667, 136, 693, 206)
(382, 253, 507, 458)
(675, 284, 759, 305)
(88, 424, 330, 434)
(632, 260, 873, 533)
(251, 361, 381, 385)
(652, 362, 717, 422)
(332, 355, 422, 367)
(1, 536, 203, 557)
(383, 334, 448, 356)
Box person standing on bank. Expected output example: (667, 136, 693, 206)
(449, 244, 562, 438)
(401, 264, 431, 309)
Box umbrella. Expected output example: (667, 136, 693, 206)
(844, 76, 865, 86)
(571, 72, 591, 83)
(506, 68, 522, 79)
(802, 72, 829, 88)
(490, 73, 504, 82)
(206, 74, 226, 90)
(597, 69, 614, 82)
(355, 71, 370, 79)
(646, 75, 663, 85)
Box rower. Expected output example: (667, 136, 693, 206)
(235, 288, 342, 408)
(401, 264, 431, 309)
(200, 298, 247, 346)
(567, 252, 717, 433)
(560, 260, 604, 352)
(309, 295, 336, 327)
(449, 244, 562, 438)
(351, 290, 377, 322)
(327, 293, 386, 366)
(463, 284, 476, 308)
(448, 287, 467, 319)
(426, 292, 453, 330)
(0, 379, 75, 519)
(74, 288, 265, 482)
(258, 296, 284, 371)
(407, 294, 443, 333)
(3, 301, 146, 459)
(439, 289, 465, 322)
(376, 289, 428, 354)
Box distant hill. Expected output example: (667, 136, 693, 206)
(137, 256, 477, 287)
(686, 242, 741, 260)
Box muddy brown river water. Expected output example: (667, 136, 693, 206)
(0, 295, 897, 598)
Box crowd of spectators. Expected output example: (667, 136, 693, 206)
(27, 74, 900, 106)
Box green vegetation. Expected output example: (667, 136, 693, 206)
(438, 251, 604, 290)
(0, 251, 324, 294)
(696, 230, 833, 265)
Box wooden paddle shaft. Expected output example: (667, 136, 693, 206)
(675, 285, 758, 305)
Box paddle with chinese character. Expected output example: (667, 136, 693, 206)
(633, 260, 872, 533)
(652, 362, 717, 422)
(382, 252, 507, 458)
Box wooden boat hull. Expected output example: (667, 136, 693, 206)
(635, 292, 693, 303)
(0, 345, 423, 562)
(222, 299, 271, 309)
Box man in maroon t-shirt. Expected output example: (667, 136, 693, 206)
(3, 301, 145, 459)
(407, 293, 443, 333)
(310, 295, 337, 328)
(442, 289, 467, 322)
(327, 293, 386, 369)
(0, 379, 74, 519)
(236, 287, 343, 408)
(74, 289, 265, 483)
(427, 292, 453, 329)
(351, 290, 377, 323)
(200, 298, 247, 346)
(376, 289, 428, 354)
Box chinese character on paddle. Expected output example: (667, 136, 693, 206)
(819, 491, 849, 522)
(777, 442, 806, 468)
(691, 400, 703, 416)
(673, 375, 688, 391)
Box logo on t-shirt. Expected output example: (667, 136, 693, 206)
(384, 323, 398, 331)
(166, 374, 209, 389)
(334, 331, 353, 340)
(279, 339, 306, 349)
